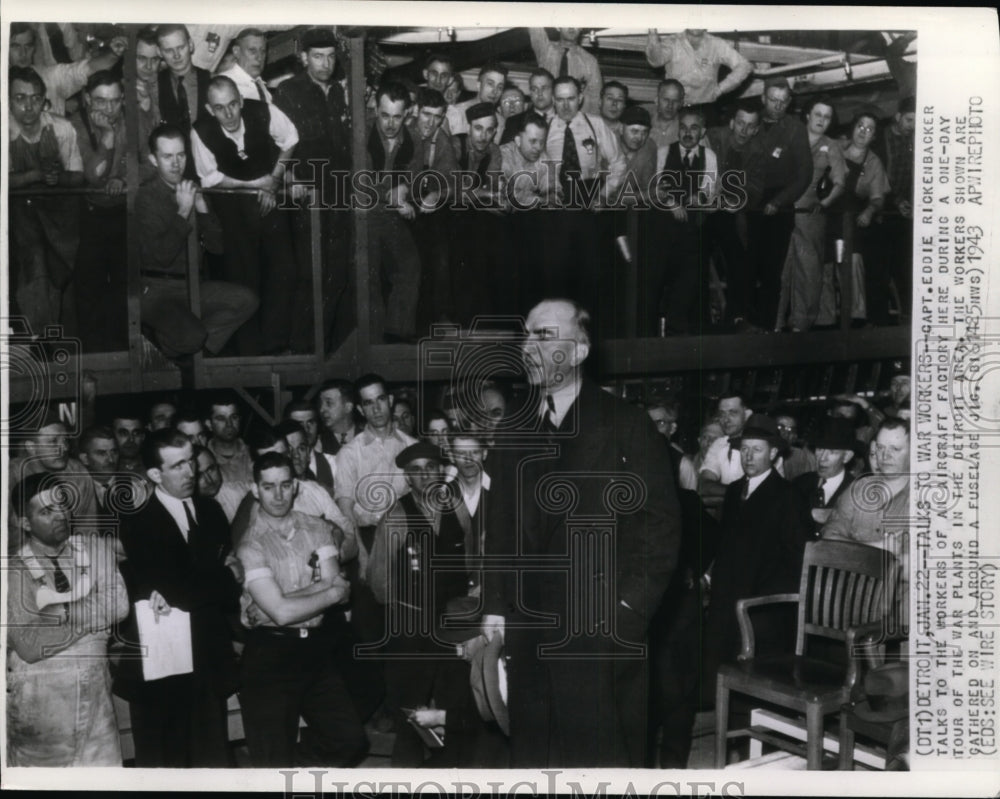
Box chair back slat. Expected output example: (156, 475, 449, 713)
(797, 540, 895, 654)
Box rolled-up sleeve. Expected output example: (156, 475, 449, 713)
(190, 128, 224, 188)
(268, 103, 299, 151)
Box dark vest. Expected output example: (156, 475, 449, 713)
(662, 142, 706, 206)
(193, 100, 279, 181)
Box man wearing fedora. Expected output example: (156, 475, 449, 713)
(792, 416, 857, 538)
(702, 414, 810, 705)
(482, 298, 679, 767)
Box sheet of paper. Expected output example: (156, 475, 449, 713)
(135, 600, 194, 682)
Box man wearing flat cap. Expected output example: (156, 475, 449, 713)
(273, 28, 352, 351)
(702, 413, 810, 701)
(452, 101, 514, 321)
(367, 441, 483, 765)
(792, 416, 856, 538)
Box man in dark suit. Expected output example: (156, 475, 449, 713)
(482, 298, 680, 767)
(316, 378, 364, 456)
(702, 414, 811, 704)
(156, 24, 211, 179)
(792, 417, 856, 538)
(115, 428, 242, 767)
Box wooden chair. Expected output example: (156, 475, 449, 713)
(714, 540, 897, 770)
(838, 620, 908, 770)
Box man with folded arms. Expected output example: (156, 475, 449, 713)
(236, 451, 367, 766)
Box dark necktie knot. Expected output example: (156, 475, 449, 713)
(183, 500, 199, 535)
(49, 556, 71, 593)
(740, 479, 749, 501)
(543, 395, 558, 433)
(559, 47, 570, 77)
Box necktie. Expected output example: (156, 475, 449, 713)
(543, 395, 557, 433)
(338, 432, 348, 446)
(685, 148, 695, 167)
(560, 123, 581, 201)
(49, 556, 71, 593)
(728, 436, 739, 462)
(183, 500, 199, 540)
(176, 76, 190, 126)
(559, 47, 570, 77)
(814, 478, 827, 509)
(254, 77, 268, 103)
(740, 479, 749, 501)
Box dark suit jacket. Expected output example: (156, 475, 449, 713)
(703, 469, 811, 685)
(157, 67, 212, 129)
(115, 492, 241, 700)
(792, 470, 855, 538)
(484, 379, 680, 766)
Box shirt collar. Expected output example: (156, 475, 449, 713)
(542, 377, 583, 426)
(745, 469, 771, 497)
(823, 469, 846, 496)
(155, 487, 196, 533)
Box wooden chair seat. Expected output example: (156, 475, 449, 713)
(715, 540, 898, 770)
(718, 654, 848, 709)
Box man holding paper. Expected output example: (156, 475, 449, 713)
(116, 429, 242, 768)
(7, 472, 129, 766)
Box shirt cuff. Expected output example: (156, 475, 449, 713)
(199, 170, 225, 189)
(244, 567, 273, 584)
(315, 544, 338, 561)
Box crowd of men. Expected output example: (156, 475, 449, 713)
(7, 290, 911, 768)
(9, 24, 915, 357)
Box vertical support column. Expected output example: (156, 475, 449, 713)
(310, 206, 324, 359)
(624, 210, 639, 338)
(839, 211, 855, 331)
(122, 25, 143, 390)
(349, 35, 371, 359)
(188, 211, 205, 386)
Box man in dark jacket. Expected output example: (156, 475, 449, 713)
(792, 417, 857, 538)
(273, 27, 352, 351)
(115, 429, 242, 767)
(702, 414, 811, 703)
(746, 78, 812, 330)
(483, 299, 680, 767)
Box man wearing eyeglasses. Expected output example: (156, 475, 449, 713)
(8, 66, 84, 336)
(747, 77, 812, 331)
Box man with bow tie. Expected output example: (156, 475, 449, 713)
(701, 414, 810, 706)
(7, 472, 129, 766)
(115, 429, 243, 767)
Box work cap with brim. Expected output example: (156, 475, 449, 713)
(620, 105, 651, 127)
(300, 28, 339, 51)
(469, 634, 509, 735)
(395, 441, 444, 468)
(465, 101, 498, 123)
